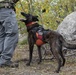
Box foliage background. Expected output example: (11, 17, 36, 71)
(15, 0, 76, 44)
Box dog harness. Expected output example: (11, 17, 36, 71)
(36, 30, 45, 46)
(26, 22, 49, 46)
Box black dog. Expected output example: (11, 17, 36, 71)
(20, 12, 76, 73)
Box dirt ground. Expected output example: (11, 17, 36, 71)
(0, 45, 76, 75)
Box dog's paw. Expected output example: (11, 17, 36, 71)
(38, 61, 41, 64)
(54, 70, 59, 73)
(26, 63, 30, 66)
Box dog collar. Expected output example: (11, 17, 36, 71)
(26, 22, 37, 26)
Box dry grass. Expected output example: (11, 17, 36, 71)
(0, 45, 76, 75)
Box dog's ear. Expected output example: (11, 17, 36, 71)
(35, 16, 38, 18)
(33, 16, 39, 21)
(42, 9, 46, 13)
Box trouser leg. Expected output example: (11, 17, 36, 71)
(0, 8, 18, 65)
(0, 33, 18, 64)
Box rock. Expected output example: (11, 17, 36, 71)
(57, 11, 76, 42)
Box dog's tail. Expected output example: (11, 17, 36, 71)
(60, 36, 76, 49)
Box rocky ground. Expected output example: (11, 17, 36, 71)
(0, 45, 76, 75)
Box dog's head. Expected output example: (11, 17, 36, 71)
(20, 12, 39, 25)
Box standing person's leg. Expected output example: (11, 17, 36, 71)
(0, 33, 18, 61)
(0, 8, 19, 67)
(0, 33, 18, 67)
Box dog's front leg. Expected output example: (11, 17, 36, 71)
(26, 43, 34, 66)
(26, 44, 34, 66)
(37, 46, 42, 64)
